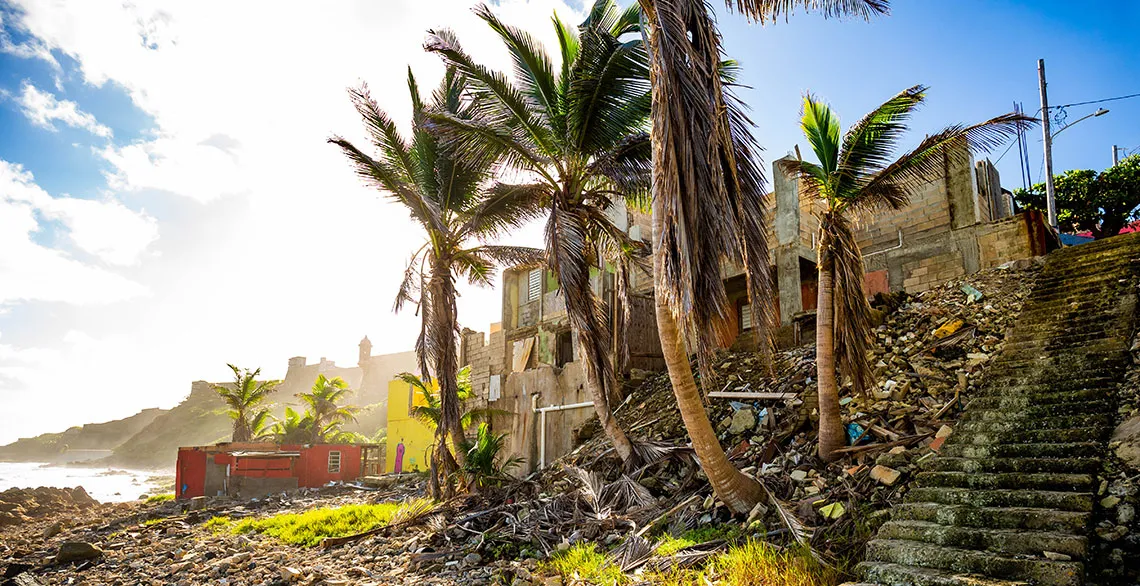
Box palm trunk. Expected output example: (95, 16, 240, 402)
(574, 329, 634, 462)
(429, 260, 466, 468)
(652, 213, 763, 514)
(816, 255, 846, 462)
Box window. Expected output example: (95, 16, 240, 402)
(740, 303, 753, 331)
(527, 269, 542, 302)
(328, 450, 341, 474)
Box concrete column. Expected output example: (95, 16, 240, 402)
(772, 155, 804, 326)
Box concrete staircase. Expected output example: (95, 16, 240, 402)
(853, 233, 1140, 586)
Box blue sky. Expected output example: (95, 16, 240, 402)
(0, 0, 1135, 444)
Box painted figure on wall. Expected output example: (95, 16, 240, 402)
(394, 439, 405, 474)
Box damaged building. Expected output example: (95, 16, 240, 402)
(457, 143, 1052, 476)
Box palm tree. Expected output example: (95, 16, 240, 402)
(424, 0, 652, 464)
(399, 368, 510, 431)
(266, 407, 314, 443)
(778, 87, 1030, 461)
(635, 0, 891, 512)
(329, 67, 542, 493)
(211, 364, 280, 443)
(297, 374, 360, 443)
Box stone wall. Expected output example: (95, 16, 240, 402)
(489, 363, 592, 476)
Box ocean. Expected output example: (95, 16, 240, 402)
(0, 462, 172, 503)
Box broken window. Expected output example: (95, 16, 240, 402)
(556, 330, 574, 367)
(527, 268, 542, 302)
(328, 450, 341, 474)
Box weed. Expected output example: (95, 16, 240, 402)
(203, 515, 233, 533)
(229, 499, 429, 547)
(540, 543, 626, 586)
(653, 524, 742, 556)
(711, 540, 838, 586)
(141, 518, 166, 527)
(146, 494, 175, 504)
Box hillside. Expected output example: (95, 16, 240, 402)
(103, 381, 232, 470)
(0, 407, 167, 463)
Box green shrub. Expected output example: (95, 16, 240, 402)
(203, 515, 233, 532)
(145, 493, 175, 504)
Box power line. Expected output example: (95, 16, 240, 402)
(1051, 92, 1140, 110)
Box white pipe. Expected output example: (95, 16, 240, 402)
(533, 400, 595, 468)
(863, 229, 903, 259)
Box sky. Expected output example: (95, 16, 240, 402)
(0, 0, 1136, 444)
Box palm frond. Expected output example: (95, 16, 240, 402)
(466, 244, 546, 267)
(346, 83, 418, 184)
(850, 112, 1035, 214)
(800, 93, 842, 178)
(460, 182, 550, 239)
(733, 0, 889, 22)
(586, 132, 652, 207)
(835, 85, 926, 199)
(474, 4, 560, 120)
(424, 112, 554, 183)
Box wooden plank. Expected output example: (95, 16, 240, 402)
(707, 391, 796, 400)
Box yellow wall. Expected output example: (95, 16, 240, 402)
(385, 379, 436, 474)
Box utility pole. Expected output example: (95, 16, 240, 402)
(1038, 59, 1057, 231)
(1113, 145, 1121, 166)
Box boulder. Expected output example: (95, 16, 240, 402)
(55, 541, 103, 564)
(727, 409, 756, 435)
(1112, 415, 1140, 470)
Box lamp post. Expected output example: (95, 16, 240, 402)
(1038, 58, 1110, 231)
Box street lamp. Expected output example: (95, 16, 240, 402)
(1038, 59, 1111, 232)
(1051, 108, 1109, 140)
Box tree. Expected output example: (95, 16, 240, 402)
(1013, 154, 1140, 238)
(635, 0, 894, 513)
(779, 87, 1029, 461)
(329, 67, 542, 496)
(297, 374, 360, 444)
(400, 367, 509, 430)
(211, 364, 280, 443)
(266, 407, 314, 443)
(424, 0, 652, 464)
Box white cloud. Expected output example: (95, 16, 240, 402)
(0, 11, 59, 70)
(0, 159, 157, 272)
(16, 81, 112, 138)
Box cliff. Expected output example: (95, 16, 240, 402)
(104, 381, 232, 469)
(0, 407, 167, 463)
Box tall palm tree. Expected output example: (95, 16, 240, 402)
(778, 87, 1031, 461)
(635, 0, 890, 512)
(424, 0, 652, 464)
(211, 364, 280, 443)
(329, 67, 543, 493)
(298, 374, 360, 443)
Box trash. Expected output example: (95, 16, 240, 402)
(818, 502, 845, 520)
(933, 318, 966, 339)
(846, 422, 870, 445)
(960, 283, 984, 303)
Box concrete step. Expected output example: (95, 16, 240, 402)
(923, 457, 1099, 475)
(939, 442, 1100, 460)
(863, 539, 1083, 586)
(951, 427, 1111, 446)
(958, 400, 1113, 422)
(1000, 336, 1128, 355)
(905, 487, 1093, 512)
(856, 561, 1032, 586)
(875, 520, 1087, 560)
(916, 471, 1093, 492)
(966, 389, 1108, 410)
(977, 377, 1116, 395)
(956, 413, 1113, 434)
(891, 503, 1090, 534)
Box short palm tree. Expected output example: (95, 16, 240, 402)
(329, 67, 543, 491)
(636, 0, 890, 512)
(266, 407, 314, 444)
(298, 375, 360, 444)
(778, 87, 1031, 461)
(211, 364, 280, 443)
(424, 0, 652, 464)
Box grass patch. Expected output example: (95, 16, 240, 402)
(654, 525, 742, 556)
(229, 499, 429, 547)
(141, 518, 167, 527)
(640, 540, 837, 586)
(146, 493, 175, 504)
(541, 543, 626, 586)
(203, 515, 233, 533)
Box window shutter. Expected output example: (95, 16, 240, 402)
(328, 450, 342, 473)
(741, 304, 753, 331)
(528, 269, 542, 302)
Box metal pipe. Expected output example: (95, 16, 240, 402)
(533, 400, 595, 468)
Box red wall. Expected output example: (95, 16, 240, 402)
(176, 448, 207, 499)
(175, 444, 363, 499)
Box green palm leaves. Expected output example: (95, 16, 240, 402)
(298, 375, 360, 444)
(211, 364, 281, 443)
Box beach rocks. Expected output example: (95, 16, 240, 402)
(0, 487, 98, 528)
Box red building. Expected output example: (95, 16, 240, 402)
(175, 442, 382, 499)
